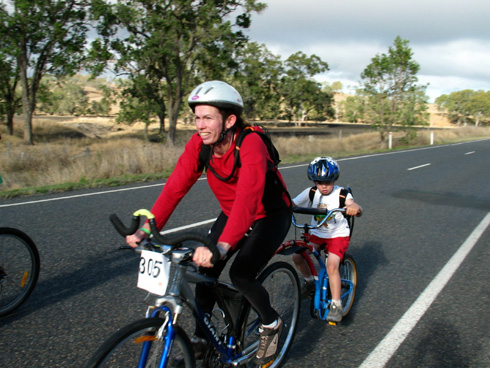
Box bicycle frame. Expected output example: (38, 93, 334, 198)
(94, 209, 300, 368)
(277, 207, 355, 321)
(139, 245, 258, 367)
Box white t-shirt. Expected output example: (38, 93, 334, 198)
(293, 185, 353, 239)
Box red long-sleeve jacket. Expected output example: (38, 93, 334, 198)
(150, 130, 289, 249)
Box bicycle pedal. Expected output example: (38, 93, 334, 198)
(328, 321, 337, 326)
(261, 359, 275, 368)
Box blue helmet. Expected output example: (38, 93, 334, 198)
(307, 157, 340, 182)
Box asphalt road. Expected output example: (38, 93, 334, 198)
(1, 139, 489, 368)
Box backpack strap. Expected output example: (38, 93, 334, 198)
(198, 129, 245, 181)
(198, 125, 276, 182)
(309, 186, 350, 208)
(308, 186, 317, 205)
(198, 143, 212, 172)
(339, 188, 349, 208)
(340, 186, 354, 237)
(198, 125, 292, 212)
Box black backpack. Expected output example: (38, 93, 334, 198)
(308, 186, 355, 236)
(198, 124, 291, 214)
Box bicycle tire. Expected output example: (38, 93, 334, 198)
(86, 317, 195, 368)
(0, 227, 40, 317)
(340, 254, 357, 316)
(242, 261, 301, 368)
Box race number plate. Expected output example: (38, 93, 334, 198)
(137, 250, 171, 296)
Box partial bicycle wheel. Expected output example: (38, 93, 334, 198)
(0, 227, 40, 317)
(242, 261, 301, 368)
(340, 254, 357, 316)
(86, 317, 195, 368)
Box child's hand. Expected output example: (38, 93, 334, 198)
(344, 203, 362, 217)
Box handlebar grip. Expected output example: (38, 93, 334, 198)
(110, 213, 140, 236)
(292, 206, 328, 216)
(148, 220, 220, 264)
(110, 211, 221, 265)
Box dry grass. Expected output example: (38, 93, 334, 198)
(0, 137, 184, 190)
(1, 117, 489, 196)
(275, 126, 490, 162)
(0, 118, 190, 192)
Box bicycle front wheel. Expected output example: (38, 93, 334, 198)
(86, 317, 195, 368)
(242, 261, 301, 368)
(340, 254, 357, 316)
(0, 227, 40, 317)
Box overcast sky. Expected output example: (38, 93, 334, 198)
(244, 0, 490, 102)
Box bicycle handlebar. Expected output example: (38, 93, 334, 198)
(109, 209, 221, 265)
(291, 207, 346, 229)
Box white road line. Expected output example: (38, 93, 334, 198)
(1, 139, 488, 208)
(359, 212, 490, 368)
(465, 151, 475, 155)
(407, 163, 431, 171)
(160, 218, 216, 234)
(0, 176, 207, 208)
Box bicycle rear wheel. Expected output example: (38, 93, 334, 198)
(0, 227, 40, 317)
(340, 254, 357, 316)
(242, 261, 301, 368)
(86, 317, 195, 368)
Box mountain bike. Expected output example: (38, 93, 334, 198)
(0, 227, 40, 317)
(86, 209, 301, 368)
(276, 207, 357, 325)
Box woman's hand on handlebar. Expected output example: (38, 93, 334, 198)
(193, 242, 230, 268)
(126, 226, 149, 248)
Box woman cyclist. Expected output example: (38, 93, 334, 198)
(126, 81, 291, 365)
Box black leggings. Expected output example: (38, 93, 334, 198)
(195, 209, 291, 337)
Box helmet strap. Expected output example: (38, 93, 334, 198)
(216, 114, 236, 144)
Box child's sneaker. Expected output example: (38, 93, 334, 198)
(254, 317, 284, 364)
(327, 303, 343, 323)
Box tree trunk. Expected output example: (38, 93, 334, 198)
(167, 109, 178, 143)
(22, 108, 34, 145)
(158, 113, 165, 133)
(6, 111, 15, 135)
(167, 94, 182, 144)
(18, 48, 34, 145)
(144, 123, 149, 142)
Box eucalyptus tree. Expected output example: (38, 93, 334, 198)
(91, 0, 266, 143)
(116, 76, 167, 141)
(436, 89, 490, 126)
(279, 51, 330, 123)
(0, 46, 21, 135)
(231, 42, 283, 120)
(338, 94, 366, 123)
(0, 0, 92, 144)
(360, 36, 428, 140)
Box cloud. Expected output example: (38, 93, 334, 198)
(244, 0, 490, 101)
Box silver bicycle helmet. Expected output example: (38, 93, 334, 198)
(188, 80, 244, 115)
(307, 157, 340, 182)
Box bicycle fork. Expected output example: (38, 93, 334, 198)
(136, 305, 175, 368)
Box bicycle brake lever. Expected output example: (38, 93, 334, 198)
(119, 245, 134, 250)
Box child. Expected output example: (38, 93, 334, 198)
(292, 157, 362, 323)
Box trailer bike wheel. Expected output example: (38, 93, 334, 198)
(340, 254, 357, 316)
